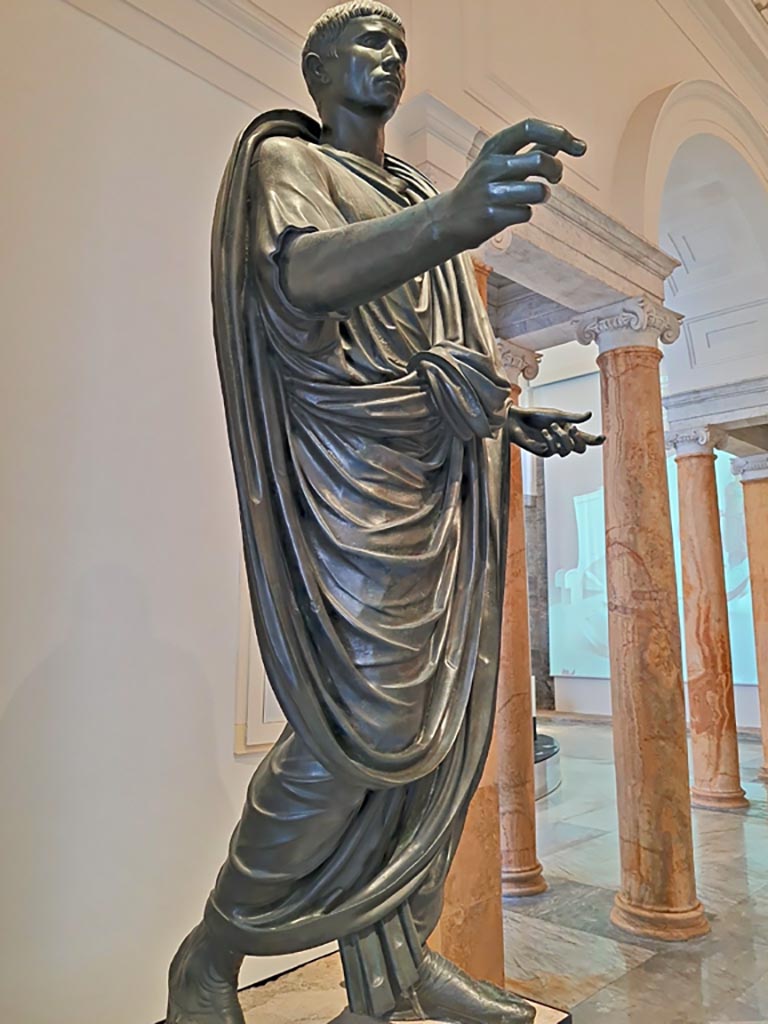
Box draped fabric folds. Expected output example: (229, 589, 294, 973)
(206, 109, 511, 978)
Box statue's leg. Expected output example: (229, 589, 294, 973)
(340, 803, 534, 1023)
(166, 727, 368, 1024)
(390, 809, 536, 1023)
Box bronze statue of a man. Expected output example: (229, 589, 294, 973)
(167, 4, 598, 1022)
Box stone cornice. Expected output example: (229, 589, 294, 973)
(663, 376, 768, 415)
(487, 187, 678, 283)
(574, 297, 683, 354)
(732, 452, 768, 482)
(496, 339, 542, 385)
(545, 188, 679, 283)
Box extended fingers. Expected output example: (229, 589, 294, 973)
(567, 424, 587, 454)
(550, 424, 605, 456)
(548, 424, 573, 457)
(488, 151, 563, 184)
(488, 181, 551, 206)
(551, 409, 592, 425)
(485, 119, 587, 158)
(529, 139, 587, 158)
(582, 431, 606, 447)
(508, 421, 552, 457)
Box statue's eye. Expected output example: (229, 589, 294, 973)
(357, 31, 407, 61)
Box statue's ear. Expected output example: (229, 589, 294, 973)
(303, 52, 331, 89)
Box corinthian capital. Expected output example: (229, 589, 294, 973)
(496, 338, 542, 386)
(574, 296, 682, 354)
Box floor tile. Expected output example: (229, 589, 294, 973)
(242, 955, 346, 1023)
(570, 929, 768, 1023)
(539, 721, 617, 764)
(539, 831, 621, 891)
(504, 878, 669, 953)
(737, 740, 765, 768)
(535, 819, 610, 858)
(502, 908, 654, 1008)
(708, 964, 768, 1022)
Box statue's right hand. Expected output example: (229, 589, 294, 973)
(444, 118, 587, 250)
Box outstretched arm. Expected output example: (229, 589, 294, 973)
(280, 119, 586, 317)
(507, 406, 605, 458)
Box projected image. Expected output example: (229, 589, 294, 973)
(549, 486, 610, 679)
(539, 373, 757, 685)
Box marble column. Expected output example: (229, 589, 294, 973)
(733, 453, 768, 781)
(429, 256, 505, 986)
(575, 297, 708, 941)
(669, 428, 748, 809)
(473, 256, 493, 306)
(496, 339, 546, 897)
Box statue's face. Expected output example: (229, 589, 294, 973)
(313, 16, 407, 121)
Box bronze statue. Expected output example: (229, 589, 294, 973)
(167, 4, 600, 1022)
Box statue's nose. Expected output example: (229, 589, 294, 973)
(381, 46, 403, 73)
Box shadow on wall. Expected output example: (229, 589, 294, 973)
(0, 564, 232, 1024)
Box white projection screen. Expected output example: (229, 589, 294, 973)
(533, 372, 757, 687)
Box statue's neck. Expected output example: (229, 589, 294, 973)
(319, 105, 387, 167)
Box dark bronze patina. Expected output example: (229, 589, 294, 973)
(167, 4, 600, 1022)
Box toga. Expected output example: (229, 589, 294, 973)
(205, 110, 512, 1019)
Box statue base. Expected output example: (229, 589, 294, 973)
(236, 953, 572, 1023)
(329, 1000, 571, 1023)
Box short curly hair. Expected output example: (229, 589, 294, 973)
(302, 3, 404, 103)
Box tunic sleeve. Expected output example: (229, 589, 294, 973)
(248, 136, 352, 332)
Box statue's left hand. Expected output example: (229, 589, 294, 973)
(507, 406, 605, 458)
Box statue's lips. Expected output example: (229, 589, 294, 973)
(376, 75, 403, 92)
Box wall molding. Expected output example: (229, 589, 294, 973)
(681, 295, 768, 368)
(234, 567, 286, 756)
(62, 0, 308, 110)
(685, 0, 768, 105)
(196, 0, 301, 58)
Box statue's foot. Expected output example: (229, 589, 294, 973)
(166, 921, 245, 1024)
(390, 952, 535, 1023)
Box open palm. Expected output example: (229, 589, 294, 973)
(508, 406, 605, 458)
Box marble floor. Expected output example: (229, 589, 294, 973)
(240, 720, 768, 1024)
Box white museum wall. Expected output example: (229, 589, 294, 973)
(0, 4, 330, 1024)
(4, 2, 768, 1023)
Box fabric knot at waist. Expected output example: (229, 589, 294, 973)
(407, 342, 510, 442)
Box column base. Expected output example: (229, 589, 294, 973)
(691, 786, 749, 810)
(502, 863, 547, 897)
(757, 766, 768, 782)
(610, 892, 709, 941)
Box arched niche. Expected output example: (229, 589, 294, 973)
(658, 131, 768, 395)
(612, 79, 768, 242)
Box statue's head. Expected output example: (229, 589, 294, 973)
(302, 2, 407, 123)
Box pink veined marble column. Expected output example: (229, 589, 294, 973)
(734, 454, 768, 782)
(575, 297, 708, 942)
(670, 429, 747, 810)
(496, 341, 546, 897)
(430, 258, 505, 987)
